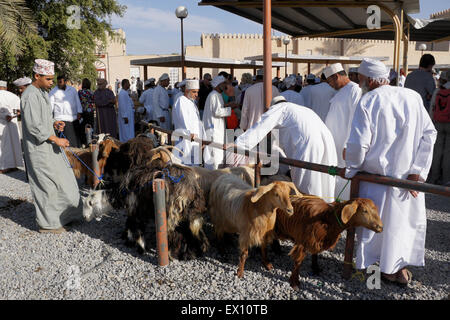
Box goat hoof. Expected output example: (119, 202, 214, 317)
(264, 263, 273, 271)
(291, 284, 300, 292)
(289, 278, 300, 291)
(236, 270, 244, 278)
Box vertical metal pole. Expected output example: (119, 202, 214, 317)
(285, 44, 288, 77)
(181, 18, 186, 80)
(144, 66, 148, 82)
(307, 63, 311, 75)
(343, 176, 360, 279)
(153, 179, 169, 267)
(276, 67, 280, 79)
(91, 143, 100, 188)
(199, 67, 203, 80)
(263, 0, 272, 110)
(255, 158, 261, 188)
(403, 23, 410, 75)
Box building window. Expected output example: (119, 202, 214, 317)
(306, 49, 312, 55)
(169, 68, 179, 88)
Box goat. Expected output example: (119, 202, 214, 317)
(275, 196, 383, 291)
(208, 173, 300, 278)
(120, 163, 209, 260)
(192, 165, 293, 203)
(83, 162, 209, 260)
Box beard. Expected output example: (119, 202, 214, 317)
(360, 81, 370, 96)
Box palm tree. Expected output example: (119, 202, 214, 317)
(0, 0, 37, 56)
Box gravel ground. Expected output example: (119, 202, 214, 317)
(0, 168, 448, 300)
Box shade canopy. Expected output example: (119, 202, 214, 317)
(198, 1, 449, 42)
(130, 55, 285, 69)
(245, 53, 389, 65)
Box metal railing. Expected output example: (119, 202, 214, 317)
(143, 121, 450, 278)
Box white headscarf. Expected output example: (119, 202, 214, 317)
(13, 77, 32, 87)
(358, 58, 389, 80)
(211, 75, 225, 88)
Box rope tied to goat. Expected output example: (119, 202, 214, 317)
(119, 167, 184, 196)
(59, 131, 104, 185)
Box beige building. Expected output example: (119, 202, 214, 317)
(98, 28, 450, 85)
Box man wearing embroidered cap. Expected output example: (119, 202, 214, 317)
(345, 58, 437, 285)
(172, 79, 211, 165)
(20, 59, 82, 233)
(280, 75, 305, 106)
(323, 63, 362, 200)
(152, 73, 171, 130)
(0, 80, 23, 174)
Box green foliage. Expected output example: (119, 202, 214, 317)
(0, 0, 126, 86)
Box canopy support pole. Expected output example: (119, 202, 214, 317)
(263, 0, 272, 109)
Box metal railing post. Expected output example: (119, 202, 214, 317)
(153, 179, 169, 267)
(343, 176, 360, 279)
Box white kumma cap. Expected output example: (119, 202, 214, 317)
(185, 79, 199, 90)
(211, 75, 226, 88)
(323, 63, 344, 78)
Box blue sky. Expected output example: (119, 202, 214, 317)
(111, 0, 449, 55)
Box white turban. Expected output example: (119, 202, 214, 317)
(185, 79, 199, 90)
(358, 58, 389, 80)
(211, 75, 225, 88)
(283, 75, 297, 88)
(323, 63, 344, 79)
(33, 59, 55, 75)
(0, 80, 7, 87)
(13, 77, 32, 87)
(159, 73, 169, 81)
(270, 95, 287, 106)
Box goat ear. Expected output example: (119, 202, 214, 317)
(287, 182, 301, 196)
(250, 183, 275, 203)
(341, 202, 358, 224)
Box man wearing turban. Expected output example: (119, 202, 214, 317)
(345, 58, 437, 285)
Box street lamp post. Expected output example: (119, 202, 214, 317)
(176, 6, 188, 80)
(283, 37, 291, 78)
(419, 43, 427, 56)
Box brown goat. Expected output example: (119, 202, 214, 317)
(275, 196, 383, 290)
(209, 173, 300, 278)
(97, 137, 122, 173)
(65, 137, 122, 187)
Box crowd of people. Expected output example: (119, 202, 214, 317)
(0, 53, 448, 286)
